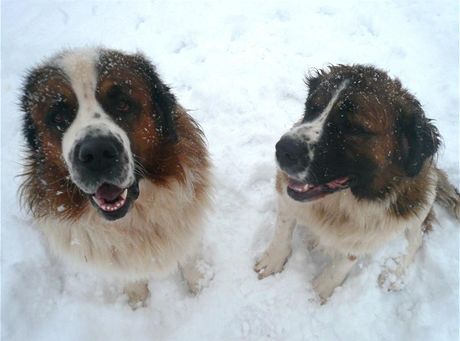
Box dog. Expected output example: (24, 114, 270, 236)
(20, 48, 212, 307)
(255, 64, 460, 301)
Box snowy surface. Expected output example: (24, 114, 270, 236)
(1, 1, 459, 340)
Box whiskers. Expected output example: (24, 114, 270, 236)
(133, 155, 148, 178)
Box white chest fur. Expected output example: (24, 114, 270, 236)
(279, 174, 437, 255)
(38, 177, 207, 280)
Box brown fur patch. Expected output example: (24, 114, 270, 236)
(389, 163, 435, 219)
(302, 65, 440, 200)
(20, 67, 87, 220)
(20, 50, 210, 223)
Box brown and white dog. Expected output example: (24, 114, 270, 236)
(255, 64, 459, 301)
(20, 48, 212, 306)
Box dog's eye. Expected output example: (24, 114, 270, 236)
(116, 98, 132, 113)
(348, 125, 374, 137)
(106, 86, 137, 116)
(53, 112, 65, 124)
(47, 102, 75, 130)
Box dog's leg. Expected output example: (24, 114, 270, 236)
(378, 221, 424, 291)
(254, 200, 296, 279)
(124, 280, 150, 309)
(313, 254, 357, 302)
(179, 245, 214, 295)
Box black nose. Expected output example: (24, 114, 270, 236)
(276, 135, 310, 172)
(76, 137, 122, 172)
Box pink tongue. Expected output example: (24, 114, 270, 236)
(288, 177, 349, 193)
(95, 184, 124, 202)
(327, 177, 349, 189)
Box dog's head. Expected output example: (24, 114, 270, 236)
(21, 48, 179, 221)
(276, 64, 440, 202)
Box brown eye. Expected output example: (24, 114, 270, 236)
(345, 125, 375, 140)
(46, 101, 75, 130)
(53, 113, 65, 123)
(116, 99, 131, 112)
(103, 85, 139, 119)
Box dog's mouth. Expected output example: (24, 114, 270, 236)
(89, 181, 139, 221)
(92, 184, 128, 212)
(287, 176, 350, 202)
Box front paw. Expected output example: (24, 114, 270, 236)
(254, 245, 291, 279)
(124, 281, 150, 309)
(312, 271, 336, 303)
(378, 256, 405, 292)
(182, 259, 214, 295)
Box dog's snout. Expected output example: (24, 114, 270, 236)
(76, 137, 122, 172)
(276, 136, 310, 172)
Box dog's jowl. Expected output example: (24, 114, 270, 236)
(20, 48, 212, 307)
(255, 64, 460, 302)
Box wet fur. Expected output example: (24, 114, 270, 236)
(35, 107, 211, 279)
(256, 64, 459, 301)
(19, 49, 212, 305)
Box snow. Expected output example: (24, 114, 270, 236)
(1, 1, 459, 340)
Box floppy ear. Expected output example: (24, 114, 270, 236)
(399, 104, 440, 177)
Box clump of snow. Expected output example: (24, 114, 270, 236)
(2, 1, 458, 340)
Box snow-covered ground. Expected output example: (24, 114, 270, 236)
(2, 1, 458, 340)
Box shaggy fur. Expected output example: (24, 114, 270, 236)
(255, 64, 460, 301)
(20, 48, 212, 306)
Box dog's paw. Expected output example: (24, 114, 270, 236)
(378, 256, 406, 292)
(312, 271, 336, 303)
(254, 246, 291, 279)
(182, 259, 214, 295)
(124, 281, 150, 309)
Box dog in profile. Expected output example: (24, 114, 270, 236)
(20, 48, 212, 307)
(255, 64, 459, 301)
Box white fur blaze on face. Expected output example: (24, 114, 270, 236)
(56, 48, 135, 193)
(281, 79, 350, 177)
(288, 79, 349, 144)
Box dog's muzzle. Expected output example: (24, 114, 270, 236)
(275, 135, 310, 175)
(275, 134, 350, 202)
(69, 134, 137, 221)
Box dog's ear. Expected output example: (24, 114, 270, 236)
(305, 75, 321, 94)
(305, 68, 326, 95)
(132, 53, 178, 143)
(398, 101, 440, 177)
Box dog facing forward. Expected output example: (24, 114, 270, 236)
(20, 48, 212, 307)
(255, 64, 459, 301)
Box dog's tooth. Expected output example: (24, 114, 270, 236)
(96, 195, 127, 213)
(121, 189, 128, 200)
